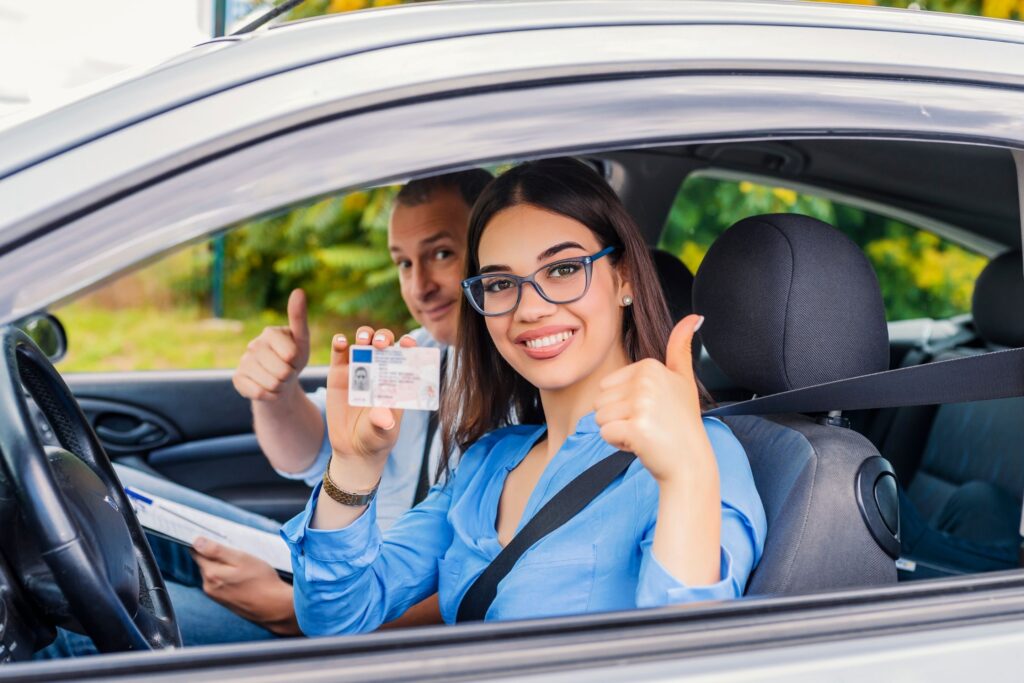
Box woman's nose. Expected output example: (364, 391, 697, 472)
(514, 281, 556, 321)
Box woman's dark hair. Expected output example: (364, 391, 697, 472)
(439, 158, 710, 479)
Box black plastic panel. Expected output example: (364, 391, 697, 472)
(856, 456, 902, 560)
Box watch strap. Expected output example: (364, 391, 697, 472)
(322, 459, 380, 506)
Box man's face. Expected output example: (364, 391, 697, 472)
(388, 187, 472, 346)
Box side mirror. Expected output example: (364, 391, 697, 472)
(15, 313, 67, 363)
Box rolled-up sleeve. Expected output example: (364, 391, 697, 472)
(635, 417, 767, 608)
(272, 388, 332, 488)
(281, 478, 455, 636)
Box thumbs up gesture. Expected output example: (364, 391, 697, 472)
(594, 315, 714, 483)
(232, 289, 311, 402)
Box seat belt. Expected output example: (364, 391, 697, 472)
(707, 345, 1024, 418)
(413, 351, 448, 506)
(456, 449, 636, 623)
(867, 321, 977, 444)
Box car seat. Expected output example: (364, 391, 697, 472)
(693, 214, 900, 595)
(877, 250, 1024, 549)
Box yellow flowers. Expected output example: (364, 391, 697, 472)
(982, 0, 1019, 19)
(327, 0, 402, 12)
(771, 187, 798, 205)
(866, 232, 987, 314)
(679, 241, 709, 274)
(738, 181, 799, 208)
(328, 0, 368, 12)
(342, 191, 370, 213)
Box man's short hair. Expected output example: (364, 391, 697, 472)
(395, 169, 493, 210)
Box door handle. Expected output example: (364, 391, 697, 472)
(77, 399, 181, 455)
(95, 422, 166, 446)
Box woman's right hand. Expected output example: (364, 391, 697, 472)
(324, 327, 418, 488)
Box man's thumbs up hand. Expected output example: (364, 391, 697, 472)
(287, 288, 311, 366)
(594, 315, 712, 484)
(232, 288, 311, 402)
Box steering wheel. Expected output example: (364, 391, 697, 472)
(0, 327, 180, 653)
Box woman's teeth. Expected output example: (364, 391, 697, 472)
(525, 330, 574, 349)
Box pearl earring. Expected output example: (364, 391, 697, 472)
(622, 295, 633, 306)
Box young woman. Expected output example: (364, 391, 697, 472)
(282, 158, 767, 634)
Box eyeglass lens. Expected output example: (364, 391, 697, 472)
(468, 259, 589, 315)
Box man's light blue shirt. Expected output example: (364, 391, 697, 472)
(274, 327, 446, 530)
(281, 412, 767, 635)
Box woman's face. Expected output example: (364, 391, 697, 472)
(476, 203, 632, 392)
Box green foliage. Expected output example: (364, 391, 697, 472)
(659, 176, 988, 321)
(178, 188, 413, 330)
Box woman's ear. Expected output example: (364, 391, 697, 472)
(614, 260, 634, 306)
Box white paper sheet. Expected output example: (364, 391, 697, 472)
(125, 486, 292, 576)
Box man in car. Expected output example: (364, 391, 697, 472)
(203, 169, 490, 636)
(38, 169, 492, 656)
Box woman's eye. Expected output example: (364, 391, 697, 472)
(548, 262, 582, 278)
(484, 278, 516, 293)
(396, 260, 412, 270)
(434, 249, 454, 261)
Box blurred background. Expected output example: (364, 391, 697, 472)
(1, 0, 1015, 371)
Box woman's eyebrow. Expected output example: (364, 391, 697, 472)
(537, 241, 586, 262)
(478, 241, 587, 275)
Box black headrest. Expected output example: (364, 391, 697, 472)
(692, 214, 889, 396)
(973, 249, 1024, 347)
(650, 248, 695, 323)
(649, 248, 701, 363)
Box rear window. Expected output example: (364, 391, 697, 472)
(658, 174, 989, 321)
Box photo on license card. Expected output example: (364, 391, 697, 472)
(348, 345, 441, 411)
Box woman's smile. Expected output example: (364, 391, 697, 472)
(514, 325, 578, 359)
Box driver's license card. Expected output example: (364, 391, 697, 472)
(347, 345, 441, 411)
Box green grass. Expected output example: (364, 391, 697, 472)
(55, 303, 360, 373)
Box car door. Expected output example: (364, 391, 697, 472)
(61, 366, 322, 522)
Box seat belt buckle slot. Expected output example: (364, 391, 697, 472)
(815, 411, 850, 429)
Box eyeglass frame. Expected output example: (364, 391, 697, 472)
(461, 246, 617, 317)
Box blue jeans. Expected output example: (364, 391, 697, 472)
(35, 464, 286, 658)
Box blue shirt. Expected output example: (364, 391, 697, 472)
(281, 413, 767, 635)
(274, 327, 449, 530)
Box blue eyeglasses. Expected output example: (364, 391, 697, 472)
(462, 246, 616, 317)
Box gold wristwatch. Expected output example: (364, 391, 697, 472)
(322, 458, 380, 506)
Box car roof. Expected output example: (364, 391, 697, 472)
(4, 0, 1024, 182)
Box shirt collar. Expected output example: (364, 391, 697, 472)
(573, 411, 600, 435)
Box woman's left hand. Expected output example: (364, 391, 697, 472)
(594, 314, 712, 483)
